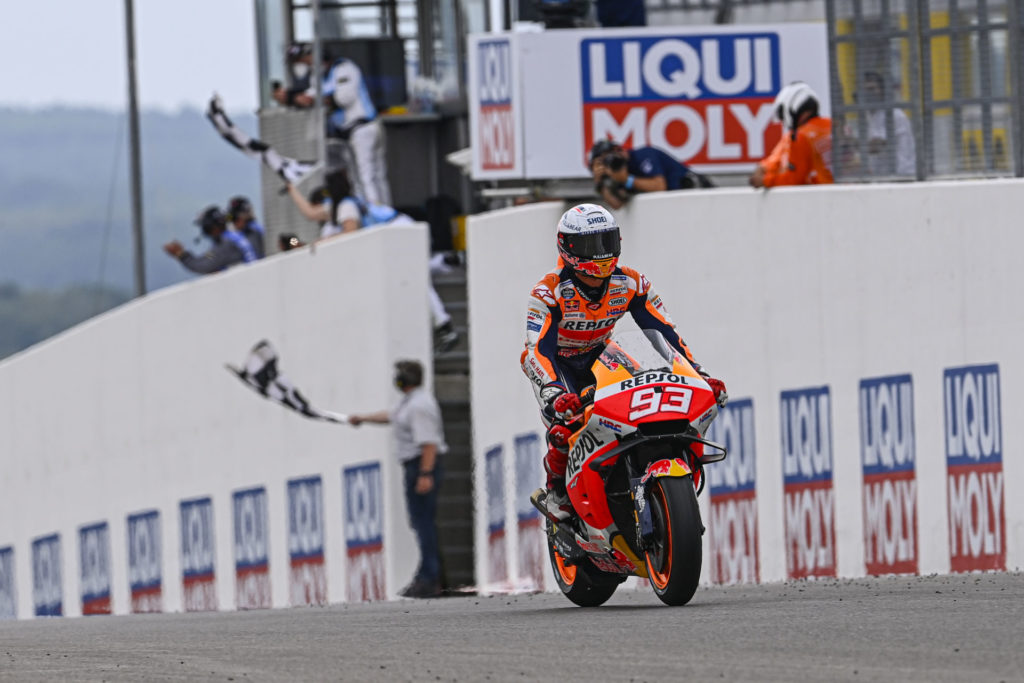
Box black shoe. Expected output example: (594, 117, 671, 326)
(402, 578, 442, 599)
(434, 321, 459, 355)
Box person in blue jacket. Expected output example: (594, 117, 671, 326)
(589, 139, 714, 209)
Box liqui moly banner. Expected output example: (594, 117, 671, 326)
(0, 547, 14, 619)
(780, 386, 836, 579)
(288, 476, 327, 605)
(945, 364, 1005, 572)
(127, 510, 162, 613)
(468, 35, 524, 179)
(514, 433, 545, 589)
(860, 375, 918, 576)
(485, 445, 508, 585)
(32, 533, 62, 617)
(233, 487, 271, 610)
(344, 463, 386, 602)
(467, 24, 827, 179)
(180, 497, 217, 612)
(79, 522, 112, 615)
(706, 398, 758, 585)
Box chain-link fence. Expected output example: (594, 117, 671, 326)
(827, 0, 1024, 181)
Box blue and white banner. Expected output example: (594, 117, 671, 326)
(945, 363, 1004, 572)
(0, 547, 15, 619)
(706, 398, 758, 584)
(468, 36, 523, 178)
(127, 510, 162, 613)
(780, 386, 836, 579)
(485, 445, 507, 585)
(32, 533, 62, 617)
(233, 487, 271, 610)
(514, 433, 545, 589)
(79, 522, 111, 615)
(344, 462, 385, 602)
(180, 497, 217, 612)
(860, 374, 917, 575)
(288, 475, 327, 605)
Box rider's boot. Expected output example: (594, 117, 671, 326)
(531, 431, 573, 521)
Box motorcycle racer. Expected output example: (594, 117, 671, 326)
(522, 203, 728, 520)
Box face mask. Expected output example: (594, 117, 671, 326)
(292, 62, 310, 80)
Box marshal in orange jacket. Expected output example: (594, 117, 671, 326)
(762, 116, 834, 187)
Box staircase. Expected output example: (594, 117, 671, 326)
(432, 266, 475, 590)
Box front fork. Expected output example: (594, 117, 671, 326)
(628, 456, 702, 551)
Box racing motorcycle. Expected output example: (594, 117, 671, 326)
(531, 330, 727, 607)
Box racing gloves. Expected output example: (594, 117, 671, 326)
(705, 376, 729, 407)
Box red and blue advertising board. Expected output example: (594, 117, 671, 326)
(0, 546, 14, 619)
(79, 522, 112, 615)
(344, 462, 386, 602)
(288, 475, 327, 605)
(180, 497, 217, 612)
(32, 533, 62, 617)
(233, 486, 271, 610)
(580, 33, 782, 170)
(514, 433, 545, 589)
(945, 363, 1005, 572)
(706, 398, 759, 585)
(485, 445, 507, 585)
(781, 386, 836, 579)
(127, 510, 162, 613)
(860, 374, 918, 576)
(471, 36, 520, 176)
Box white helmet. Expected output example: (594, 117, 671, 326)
(772, 81, 804, 128)
(781, 83, 820, 131)
(556, 204, 621, 278)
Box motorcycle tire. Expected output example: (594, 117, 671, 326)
(644, 475, 703, 606)
(546, 524, 622, 607)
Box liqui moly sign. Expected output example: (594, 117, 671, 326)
(706, 398, 759, 585)
(860, 375, 917, 576)
(469, 36, 523, 178)
(581, 34, 782, 169)
(945, 364, 1005, 572)
(780, 386, 836, 579)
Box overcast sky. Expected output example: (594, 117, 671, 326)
(0, 0, 259, 112)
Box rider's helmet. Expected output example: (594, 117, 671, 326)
(771, 82, 803, 129)
(781, 83, 820, 131)
(557, 203, 621, 279)
(194, 206, 227, 236)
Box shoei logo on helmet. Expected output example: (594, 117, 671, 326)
(587, 215, 607, 225)
(580, 33, 784, 166)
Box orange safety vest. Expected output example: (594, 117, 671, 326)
(763, 117, 834, 187)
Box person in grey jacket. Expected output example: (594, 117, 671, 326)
(163, 206, 257, 275)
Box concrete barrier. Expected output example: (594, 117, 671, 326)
(0, 225, 433, 618)
(468, 180, 1024, 590)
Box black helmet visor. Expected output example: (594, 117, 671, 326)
(562, 228, 621, 260)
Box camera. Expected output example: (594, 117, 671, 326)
(601, 154, 627, 172)
(597, 174, 630, 202)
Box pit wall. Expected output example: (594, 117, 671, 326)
(0, 226, 433, 619)
(468, 180, 1023, 591)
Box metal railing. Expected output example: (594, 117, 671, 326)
(827, 0, 1023, 181)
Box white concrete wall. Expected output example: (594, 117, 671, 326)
(469, 180, 1024, 590)
(0, 225, 434, 619)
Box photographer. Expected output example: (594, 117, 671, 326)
(162, 206, 257, 275)
(589, 139, 713, 209)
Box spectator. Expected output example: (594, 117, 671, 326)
(163, 206, 257, 275)
(756, 83, 834, 187)
(589, 139, 713, 209)
(283, 169, 459, 354)
(226, 196, 266, 259)
(595, 0, 646, 27)
(348, 359, 446, 599)
(274, 43, 391, 206)
(860, 71, 916, 177)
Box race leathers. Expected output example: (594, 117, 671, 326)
(521, 265, 704, 409)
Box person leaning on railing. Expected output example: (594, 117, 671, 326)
(589, 139, 713, 210)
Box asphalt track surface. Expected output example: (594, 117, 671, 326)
(2, 573, 1023, 682)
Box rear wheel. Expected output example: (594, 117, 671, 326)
(645, 475, 703, 606)
(547, 524, 622, 607)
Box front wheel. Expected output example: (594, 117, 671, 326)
(547, 524, 621, 607)
(645, 475, 703, 606)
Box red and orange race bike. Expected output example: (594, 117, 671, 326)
(531, 330, 727, 607)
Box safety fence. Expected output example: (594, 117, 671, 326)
(468, 181, 1024, 591)
(0, 226, 433, 619)
(827, 0, 1024, 180)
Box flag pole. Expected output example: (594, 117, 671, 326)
(124, 0, 146, 297)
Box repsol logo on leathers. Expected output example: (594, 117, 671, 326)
(563, 319, 616, 331)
